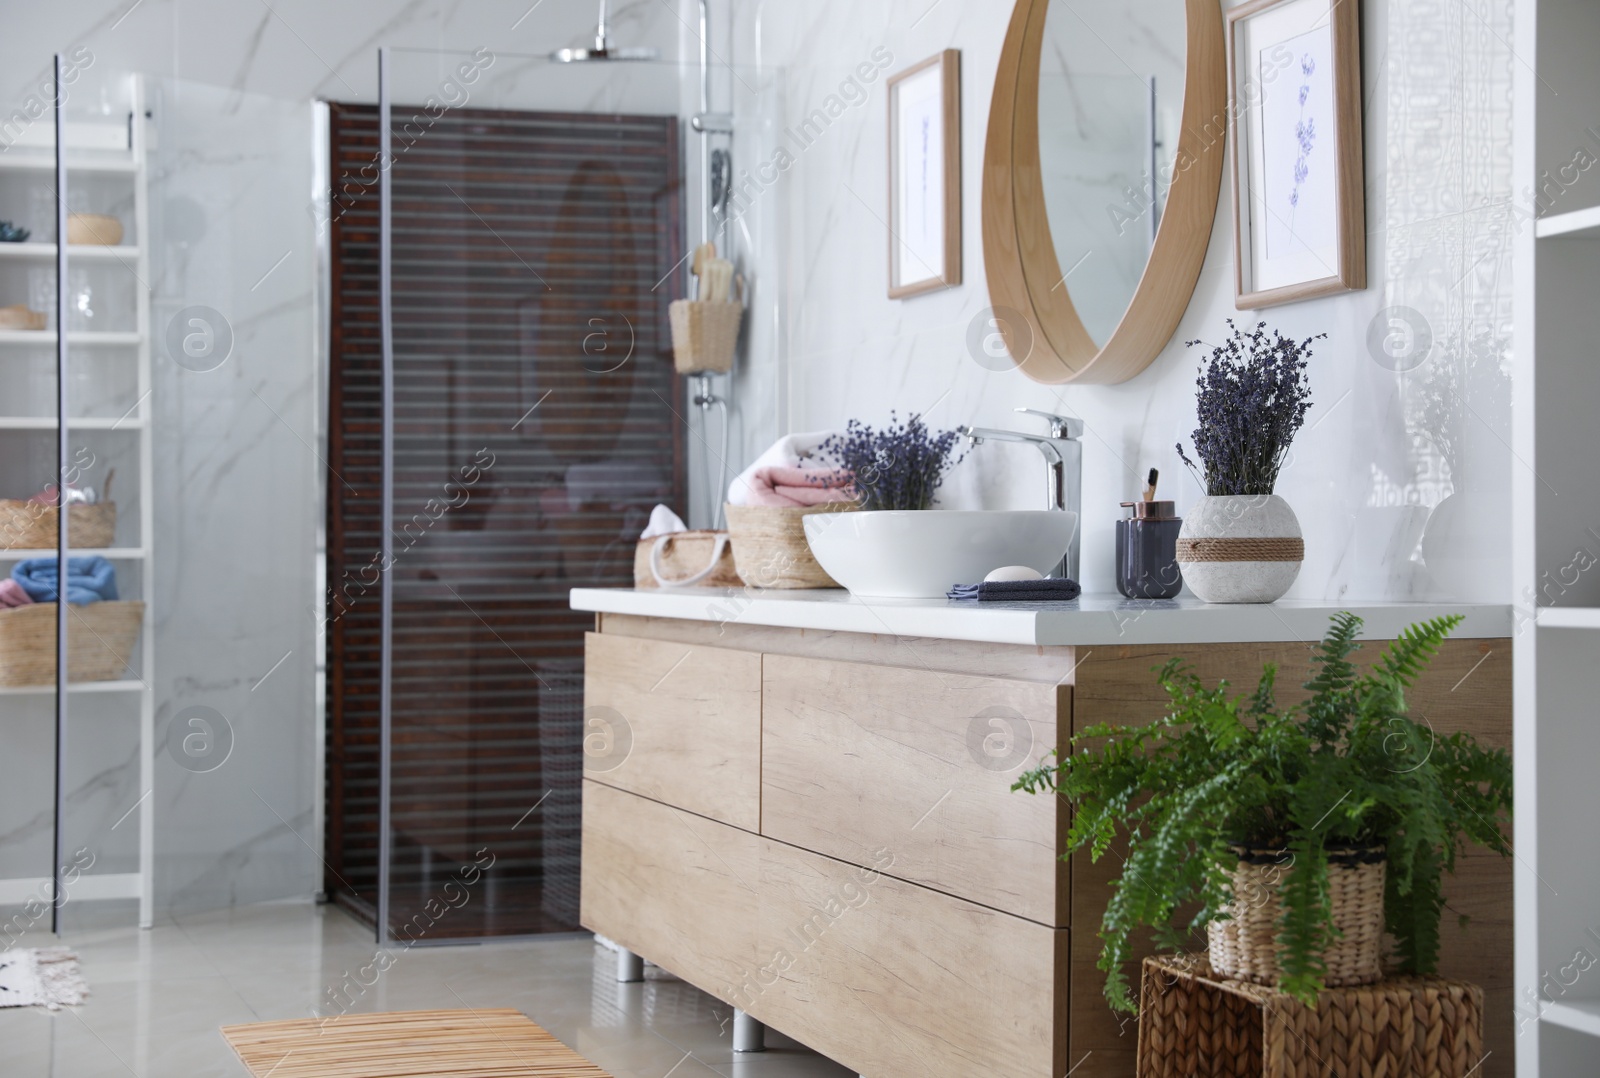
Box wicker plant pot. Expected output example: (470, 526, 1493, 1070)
(0, 500, 117, 550)
(0, 600, 144, 687)
(725, 503, 853, 589)
(1207, 845, 1385, 988)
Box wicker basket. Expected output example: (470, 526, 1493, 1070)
(1207, 846, 1385, 988)
(632, 531, 743, 588)
(724, 503, 852, 589)
(1137, 956, 1483, 1078)
(66, 213, 124, 246)
(0, 600, 144, 687)
(0, 501, 117, 550)
(669, 297, 743, 374)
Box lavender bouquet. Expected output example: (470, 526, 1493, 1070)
(816, 413, 965, 512)
(1176, 320, 1321, 496)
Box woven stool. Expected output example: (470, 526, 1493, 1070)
(1136, 956, 1484, 1078)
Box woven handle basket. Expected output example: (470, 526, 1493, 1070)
(1207, 846, 1386, 988)
(632, 531, 743, 589)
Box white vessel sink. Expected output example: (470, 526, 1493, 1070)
(803, 509, 1078, 599)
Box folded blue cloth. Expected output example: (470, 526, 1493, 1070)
(12, 556, 119, 605)
(947, 578, 1081, 602)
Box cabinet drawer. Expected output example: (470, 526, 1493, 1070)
(580, 780, 761, 999)
(581, 780, 1067, 1078)
(583, 632, 761, 829)
(761, 654, 1067, 924)
(748, 835, 1068, 1078)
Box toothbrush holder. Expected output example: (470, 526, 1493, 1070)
(1116, 500, 1183, 599)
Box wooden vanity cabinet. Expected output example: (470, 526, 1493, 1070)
(579, 615, 1512, 1078)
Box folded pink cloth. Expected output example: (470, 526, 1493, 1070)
(745, 465, 857, 508)
(0, 578, 34, 607)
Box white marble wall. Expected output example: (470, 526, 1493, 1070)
(726, 0, 1514, 602)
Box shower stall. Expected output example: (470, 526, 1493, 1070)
(0, 22, 783, 948)
(320, 44, 786, 942)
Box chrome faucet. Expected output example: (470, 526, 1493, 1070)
(961, 408, 1084, 581)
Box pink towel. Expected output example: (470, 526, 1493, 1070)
(745, 465, 857, 508)
(0, 578, 33, 608)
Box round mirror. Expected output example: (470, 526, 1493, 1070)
(983, 0, 1226, 384)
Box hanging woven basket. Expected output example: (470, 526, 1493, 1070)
(1207, 845, 1386, 988)
(669, 277, 744, 375)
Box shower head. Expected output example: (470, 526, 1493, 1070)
(552, 0, 661, 62)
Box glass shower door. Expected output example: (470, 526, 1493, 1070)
(365, 48, 689, 941)
(0, 57, 320, 946)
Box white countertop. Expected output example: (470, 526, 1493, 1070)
(570, 587, 1513, 647)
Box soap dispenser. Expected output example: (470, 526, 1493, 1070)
(1117, 469, 1183, 599)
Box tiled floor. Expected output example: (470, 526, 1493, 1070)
(1, 900, 856, 1078)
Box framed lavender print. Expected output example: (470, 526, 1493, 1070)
(1227, 0, 1364, 308)
(887, 50, 961, 299)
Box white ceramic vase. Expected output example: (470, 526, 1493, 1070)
(1175, 495, 1303, 603)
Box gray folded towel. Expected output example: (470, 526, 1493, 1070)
(946, 578, 1081, 602)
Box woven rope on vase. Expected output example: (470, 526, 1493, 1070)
(1176, 536, 1305, 563)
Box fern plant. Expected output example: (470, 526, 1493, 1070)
(1014, 612, 1512, 1011)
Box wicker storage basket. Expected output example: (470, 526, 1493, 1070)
(633, 531, 743, 588)
(1207, 846, 1385, 988)
(0, 304, 46, 330)
(0, 501, 117, 550)
(668, 297, 743, 374)
(1137, 956, 1484, 1078)
(0, 600, 144, 687)
(66, 213, 124, 246)
(724, 503, 852, 589)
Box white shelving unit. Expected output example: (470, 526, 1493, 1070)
(0, 75, 154, 928)
(1512, 1, 1600, 1073)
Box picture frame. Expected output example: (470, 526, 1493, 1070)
(1227, 0, 1364, 309)
(886, 49, 961, 299)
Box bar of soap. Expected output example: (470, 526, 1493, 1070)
(985, 565, 1044, 582)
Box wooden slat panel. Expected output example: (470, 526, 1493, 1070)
(579, 780, 761, 999)
(747, 833, 1068, 1078)
(583, 632, 762, 830)
(323, 101, 686, 936)
(761, 654, 1068, 924)
(1066, 638, 1513, 1078)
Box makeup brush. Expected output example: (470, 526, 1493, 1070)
(1143, 468, 1159, 502)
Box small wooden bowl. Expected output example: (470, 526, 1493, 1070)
(0, 304, 46, 330)
(66, 213, 123, 246)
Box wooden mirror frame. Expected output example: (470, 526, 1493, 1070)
(982, 0, 1228, 384)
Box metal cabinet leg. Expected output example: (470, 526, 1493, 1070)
(615, 947, 644, 983)
(732, 1008, 766, 1053)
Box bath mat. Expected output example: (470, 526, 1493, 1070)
(0, 947, 89, 1009)
(221, 1008, 614, 1077)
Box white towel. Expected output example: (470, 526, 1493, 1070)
(727, 430, 841, 507)
(639, 504, 688, 539)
